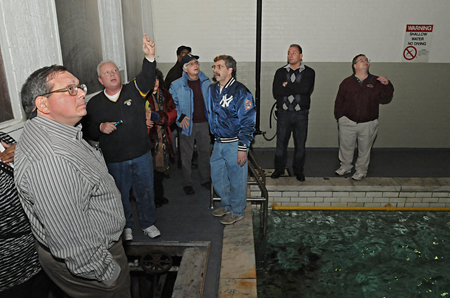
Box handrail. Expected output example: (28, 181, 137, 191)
(210, 149, 269, 237)
(247, 150, 268, 237)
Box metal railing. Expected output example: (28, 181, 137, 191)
(210, 149, 269, 237)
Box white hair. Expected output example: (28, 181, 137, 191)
(97, 60, 117, 77)
(182, 59, 198, 70)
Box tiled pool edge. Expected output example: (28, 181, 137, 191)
(215, 177, 450, 296)
(250, 177, 450, 208)
(218, 206, 258, 297)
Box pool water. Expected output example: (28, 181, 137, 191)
(253, 210, 450, 298)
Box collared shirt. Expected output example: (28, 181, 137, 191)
(15, 116, 125, 282)
(284, 62, 305, 73)
(353, 73, 372, 85)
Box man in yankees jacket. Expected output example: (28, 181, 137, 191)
(206, 55, 256, 225)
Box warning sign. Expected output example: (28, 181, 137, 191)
(402, 24, 433, 62)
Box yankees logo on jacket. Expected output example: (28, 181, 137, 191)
(205, 77, 256, 150)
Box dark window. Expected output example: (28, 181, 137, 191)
(122, 0, 143, 80)
(0, 46, 13, 122)
(55, 0, 103, 93)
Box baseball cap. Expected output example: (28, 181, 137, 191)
(181, 53, 200, 66)
(177, 45, 192, 56)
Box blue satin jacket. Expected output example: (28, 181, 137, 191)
(206, 77, 256, 151)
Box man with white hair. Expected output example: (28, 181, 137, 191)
(84, 34, 160, 241)
(170, 54, 212, 195)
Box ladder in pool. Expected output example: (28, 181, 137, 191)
(210, 149, 269, 237)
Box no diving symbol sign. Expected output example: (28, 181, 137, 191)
(403, 24, 433, 62)
(403, 46, 417, 60)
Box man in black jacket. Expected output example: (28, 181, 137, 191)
(271, 44, 315, 181)
(164, 45, 191, 90)
(85, 34, 160, 241)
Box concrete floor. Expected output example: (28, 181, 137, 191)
(128, 158, 223, 298)
(252, 148, 450, 178)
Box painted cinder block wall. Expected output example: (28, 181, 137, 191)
(152, 0, 450, 149)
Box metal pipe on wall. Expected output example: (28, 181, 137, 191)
(254, 0, 262, 135)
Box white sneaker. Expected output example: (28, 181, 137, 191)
(143, 225, 161, 238)
(123, 228, 133, 241)
(352, 172, 367, 181)
(335, 167, 351, 176)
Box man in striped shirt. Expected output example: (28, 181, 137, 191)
(15, 63, 130, 296)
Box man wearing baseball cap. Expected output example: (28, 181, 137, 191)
(170, 54, 212, 195)
(164, 45, 191, 89)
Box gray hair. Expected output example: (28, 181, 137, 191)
(213, 55, 237, 77)
(182, 59, 198, 70)
(97, 60, 117, 77)
(20, 65, 68, 119)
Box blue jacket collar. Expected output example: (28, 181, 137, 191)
(182, 70, 209, 83)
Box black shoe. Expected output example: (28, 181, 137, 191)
(201, 181, 211, 190)
(155, 197, 169, 207)
(295, 173, 305, 181)
(183, 186, 195, 195)
(271, 170, 284, 179)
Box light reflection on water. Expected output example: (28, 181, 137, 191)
(253, 210, 450, 298)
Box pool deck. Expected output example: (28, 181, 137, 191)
(127, 148, 450, 297)
(218, 206, 257, 297)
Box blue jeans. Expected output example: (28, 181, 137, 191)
(210, 142, 248, 216)
(274, 110, 309, 174)
(107, 151, 156, 229)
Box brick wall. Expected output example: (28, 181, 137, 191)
(249, 177, 450, 208)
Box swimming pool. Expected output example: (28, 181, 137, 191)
(253, 210, 450, 297)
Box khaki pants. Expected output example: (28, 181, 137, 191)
(36, 241, 130, 298)
(338, 116, 379, 174)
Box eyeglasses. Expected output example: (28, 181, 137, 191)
(187, 61, 199, 66)
(40, 84, 87, 97)
(212, 65, 225, 70)
(354, 58, 371, 64)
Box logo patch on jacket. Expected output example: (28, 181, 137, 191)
(220, 95, 233, 108)
(367, 84, 374, 88)
(244, 99, 252, 110)
(124, 99, 132, 106)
